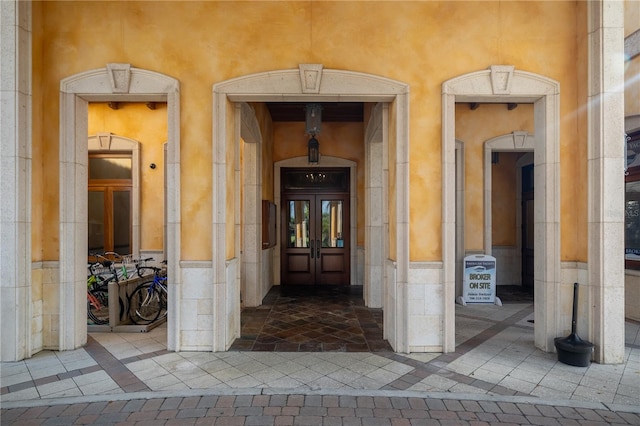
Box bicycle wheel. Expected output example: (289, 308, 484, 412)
(156, 282, 168, 321)
(128, 282, 163, 324)
(160, 289, 168, 319)
(87, 289, 110, 325)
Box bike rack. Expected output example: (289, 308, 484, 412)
(87, 274, 166, 333)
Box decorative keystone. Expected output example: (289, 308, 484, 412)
(299, 64, 323, 94)
(107, 63, 132, 93)
(490, 65, 515, 95)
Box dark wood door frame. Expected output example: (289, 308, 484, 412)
(280, 168, 351, 286)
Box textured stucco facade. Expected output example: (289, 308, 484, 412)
(1, 1, 636, 363)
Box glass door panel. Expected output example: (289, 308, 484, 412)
(281, 193, 349, 285)
(321, 200, 344, 248)
(88, 190, 105, 253)
(88, 187, 131, 255)
(287, 200, 310, 248)
(113, 190, 132, 254)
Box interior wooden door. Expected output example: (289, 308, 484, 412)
(88, 187, 132, 255)
(88, 153, 133, 256)
(281, 168, 350, 285)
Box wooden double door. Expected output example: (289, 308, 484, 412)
(281, 168, 350, 285)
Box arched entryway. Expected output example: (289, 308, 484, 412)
(59, 64, 180, 351)
(213, 65, 410, 352)
(483, 132, 535, 292)
(442, 66, 560, 352)
(87, 133, 142, 258)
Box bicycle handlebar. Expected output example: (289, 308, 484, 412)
(88, 253, 167, 279)
(88, 254, 113, 268)
(131, 257, 167, 278)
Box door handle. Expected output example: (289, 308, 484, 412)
(316, 239, 321, 258)
(310, 240, 314, 259)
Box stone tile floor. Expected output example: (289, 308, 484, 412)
(1, 286, 639, 425)
(230, 285, 392, 352)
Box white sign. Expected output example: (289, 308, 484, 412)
(462, 255, 497, 304)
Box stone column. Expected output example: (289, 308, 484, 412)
(588, 0, 626, 364)
(240, 102, 263, 308)
(0, 0, 32, 361)
(364, 103, 385, 309)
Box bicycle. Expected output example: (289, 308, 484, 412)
(86, 260, 113, 325)
(128, 259, 168, 325)
(102, 251, 136, 280)
(86, 253, 128, 325)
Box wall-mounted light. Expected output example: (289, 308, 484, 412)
(308, 136, 319, 164)
(305, 103, 322, 164)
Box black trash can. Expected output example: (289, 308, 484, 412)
(553, 283, 594, 367)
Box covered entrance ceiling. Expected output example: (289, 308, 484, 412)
(266, 102, 364, 122)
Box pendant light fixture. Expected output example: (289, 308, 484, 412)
(305, 103, 322, 164)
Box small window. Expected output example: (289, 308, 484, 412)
(282, 168, 349, 192)
(89, 154, 132, 180)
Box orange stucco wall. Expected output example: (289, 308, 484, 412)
(575, 1, 589, 264)
(491, 152, 522, 247)
(31, 0, 588, 263)
(31, 2, 44, 262)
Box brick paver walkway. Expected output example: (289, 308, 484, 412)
(2, 392, 640, 425)
(3, 301, 639, 425)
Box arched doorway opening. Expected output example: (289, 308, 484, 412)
(87, 133, 141, 258)
(59, 64, 180, 351)
(483, 132, 535, 296)
(443, 66, 561, 352)
(213, 65, 410, 352)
